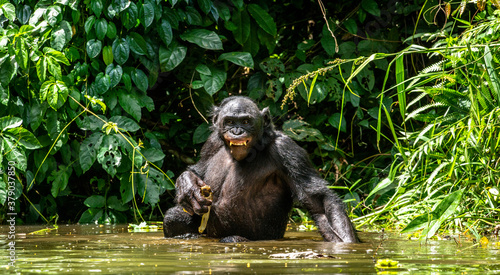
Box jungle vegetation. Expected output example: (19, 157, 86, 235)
(0, 0, 499, 239)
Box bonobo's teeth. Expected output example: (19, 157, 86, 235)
(229, 140, 248, 146)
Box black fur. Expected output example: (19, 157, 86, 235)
(163, 96, 358, 242)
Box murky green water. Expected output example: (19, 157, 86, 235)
(1, 224, 500, 274)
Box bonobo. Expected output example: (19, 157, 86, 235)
(163, 96, 358, 243)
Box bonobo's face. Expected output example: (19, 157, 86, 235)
(216, 98, 264, 161)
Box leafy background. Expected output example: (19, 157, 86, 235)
(1, 0, 498, 237)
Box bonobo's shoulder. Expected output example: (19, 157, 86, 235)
(274, 131, 299, 146)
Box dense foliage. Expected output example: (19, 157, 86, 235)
(0, 0, 498, 238)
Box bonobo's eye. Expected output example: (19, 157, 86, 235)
(226, 119, 234, 125)
(242, 119, 249, 125)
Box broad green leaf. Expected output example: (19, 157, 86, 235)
(106, 64, 123, 87)
(247, 4, 277, 37)
(140, 0, 155, 28)
(84, 195, 106, 208)
(3, 137, 27, 171)
(94, 73, 110, 94)
(17, 5, 31, 24)
(5, 127, 42, 149)
(118, 92, 142, 121)
(84, 15, 96, 34)
(218, 52, 254, 68)
(127, 32, 148, 56)
(328, 113, 347, 133)
(45, 5, 62, 26)
(107, 196, 129, 211)
(197, 0, 212, 14)
(180, 29, 223, 50)
(103, 45, 113, 65)
(142, 147, 166, 162)
(97, 135, 122, 177)
(80, 132, 104, 173)
(120, 174, 137, 204)
(86, 39, 102, 59)
(193, 123, 210, 144)
(40, 79, 69, 110)
(15, 39, 28, 70)
(91, 0, 104, 17)
(0, 117, 22, 131)
(344, 19, 357, 35)
(121, 2, 138, 30)
(49, 165, 71, 198)
(0, 85, 8, 106)
(231, 9, 250, 45)
(78, 208, 103, 223)
(95, 18, 108, 40)
(365, 178, 393, 201)
(158, 19, 173, 46)
(159, 44, 187, 71)
(195, 64, 211, 75)
(200, 66, 227, 95)
(112, 38, 130, 65)
(110, 116, 140, 132)
(361, 0, 381, 17)
(107, 22, 117, 39)
(51, 21, 73, 51)
(282, 120, 324, 142)
(132, 68, 149, 92)
(0, 55, 15, 85)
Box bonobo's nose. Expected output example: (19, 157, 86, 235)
(230, 128, 243, 136)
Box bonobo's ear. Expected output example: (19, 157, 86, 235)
(211, 106, 220, 126)
(261, 107, 272, 128)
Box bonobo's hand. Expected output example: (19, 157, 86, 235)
(176, 171, 212, 216)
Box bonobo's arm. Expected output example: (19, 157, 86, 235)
(176, 133, 222, 216)
(274, 133, 358, 243)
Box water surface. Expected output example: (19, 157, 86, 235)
(1, 224, 500, 274)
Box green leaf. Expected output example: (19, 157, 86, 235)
(80, 132, 104, 173)
(3, 137, 27, 171)
(78, 208, 103, 223)
(84, 15, 96, 34)
(110, 116, 140, 132)
(247, 4, 277, 37)
(197, 0, 212, 14)
(15, 39, 28, 71)
(127, 32, 148, 56)
(5, 127, 42, 150)
(200, 66, 227, 95)
(132, 68, 149, 92)
(0, 85, 9, 106)
(91, 0, 104, 17)
(118, 92, 142, 121)
(40, 79, 69, 110)
(84, 195, 106, 208)
(344, 18, 357, 35)
(140, 0, 155, 28)
(97, 135, 122, 177)
(95, 18, 108, 40)
(282, 120, 324, 142)
(328, 113, 347, 133)
(86, 39, 102, 59)
(159, 43, 187, 71)
(180, 29, 223, 50)
(49, 165, 71, 198)
(121, 2, 138, 30)
(106, 64, 123, 88)
(218, 52, 254, 68)
(0, 55, 15, 86)
(107, 22, 117, 39)
(94, 73, 110, 94)
(17, 5, 31, 24)
(51, 20, 73, 51)
(231, 9, 250, 45)
(45, 5, 62, 26)
(0, 117, 22, 131)
(107, 196, 129, 211)
(142, 147, 166, 162)
(120, 174, 136, 204)
(193, 123, 210, 144)
(361, 0, 381, 17)
(103, 45, 114, 65)
(112, 38, 130, 65)
(158, 19, 173, 46)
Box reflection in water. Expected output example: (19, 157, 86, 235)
(1, 224, 499, 274)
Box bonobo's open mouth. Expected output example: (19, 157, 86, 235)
(229, 139, 250, 146)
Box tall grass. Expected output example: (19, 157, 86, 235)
(355, 3, 500, 238)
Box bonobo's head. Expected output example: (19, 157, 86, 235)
(212, 96, 272, 161)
